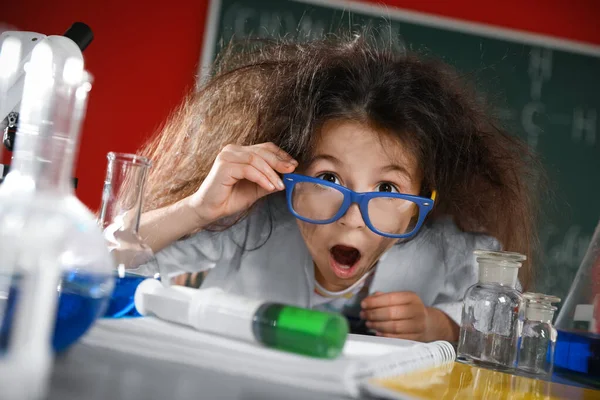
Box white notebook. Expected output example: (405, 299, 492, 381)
(82, 318, 455, 398)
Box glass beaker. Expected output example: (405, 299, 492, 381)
(516, 293, 560, 378)
(554, 218, 600, 385)
(98, 152, 155, 318)
(457, 250, 526, 371)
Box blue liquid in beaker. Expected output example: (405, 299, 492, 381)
(103, 272, 147, 318)
(0, 284, 18, 352)
(554, 329, 600, 387)
(0, 270, 113, 353)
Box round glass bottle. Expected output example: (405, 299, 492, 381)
(457, 250, 526, 371)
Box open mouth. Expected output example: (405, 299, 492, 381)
(329, 245, 362, 279)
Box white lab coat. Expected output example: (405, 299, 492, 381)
(149, 194, 499, 324)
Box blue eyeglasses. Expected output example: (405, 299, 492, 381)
(283, 173, 436, 239)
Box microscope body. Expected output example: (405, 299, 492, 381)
(0, 23, 91, 180)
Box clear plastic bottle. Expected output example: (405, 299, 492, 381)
(98, 152, 155, 318)
(0, 40, 114, 358)
(516, 292, 560, 377)
(457, 250, 526, 371)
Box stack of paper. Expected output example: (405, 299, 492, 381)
(82, 318, 454, 398)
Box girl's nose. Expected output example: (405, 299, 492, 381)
(337, 203, 365, 230)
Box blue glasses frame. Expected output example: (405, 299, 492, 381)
(283, 173, 436, 239)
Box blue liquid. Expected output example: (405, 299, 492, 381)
(0, 270, 113, 353)
(103, 273, 147, 318)
(554, 329, 600, 386)
(0, 285, 18, 351)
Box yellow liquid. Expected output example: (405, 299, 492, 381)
(370, 362, 600, 400)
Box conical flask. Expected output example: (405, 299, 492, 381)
(556, 219, 600, 331)
(554, 218, 600, 384)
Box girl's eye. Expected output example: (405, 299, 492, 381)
(316, 173, 339, 185)
(377, 182, 399, 193)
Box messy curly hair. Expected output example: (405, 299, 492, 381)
(140, 33, 541, 288)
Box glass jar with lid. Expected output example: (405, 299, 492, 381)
(457, 250, 526, 371)
(516, 292, 560, 377)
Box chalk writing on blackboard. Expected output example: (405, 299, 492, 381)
(524, 47, 597, 149)
(528, 47, 552, 100)
(572, 108, 597, 146)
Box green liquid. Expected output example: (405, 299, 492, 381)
(252, 303, 349, 359)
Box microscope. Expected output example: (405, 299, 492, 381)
(0, 22, 93, 184)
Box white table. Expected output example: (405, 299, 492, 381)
(48, 343, 346, 400)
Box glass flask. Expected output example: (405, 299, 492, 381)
(516, 292, 560, 378)
(0, 40, 114, 360)
(98, 152, 155, 318)
(554, 218, 600, 386)
(457, 250, 526, 371)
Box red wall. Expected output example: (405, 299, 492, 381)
(1, 0, 599, 211)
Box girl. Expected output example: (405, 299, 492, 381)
(137, 34, 539, 342)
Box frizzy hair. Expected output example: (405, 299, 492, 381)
(139, 33, 543, 288)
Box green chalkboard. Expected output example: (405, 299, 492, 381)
(201, 0, 600, 299)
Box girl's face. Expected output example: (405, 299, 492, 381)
(296, 119, 422, 292)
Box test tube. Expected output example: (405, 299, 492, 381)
(135, 279, 349, 359)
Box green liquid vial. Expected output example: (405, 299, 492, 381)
(252, 303, 349, 359)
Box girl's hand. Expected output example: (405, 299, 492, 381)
(360, 291, 458, 342)
(186, 142, 297, 227)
